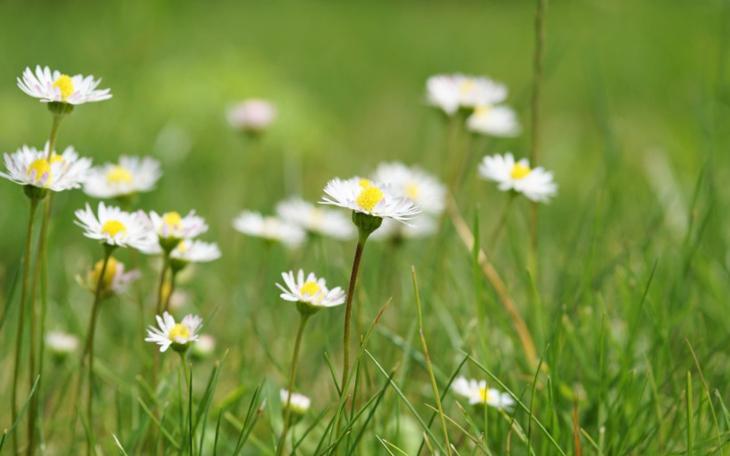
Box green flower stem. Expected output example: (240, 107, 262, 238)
(178, 351, 193, 456)
(276, 314, 310, 456)
(44, 113, 64, 160)
(163, 270, 178, 313)
(340, 237, 366, 397)
(10, 197, 40, 455)
(156, 254, 171, 315)
(487, 193, 516, 252)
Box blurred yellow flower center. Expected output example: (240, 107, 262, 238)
(169, 323, 190, 341)
(101, 220, 126, 237)
(176, 240, 189, 253)
(27, 158, 51, 183)
(474, 105, 491, 117)
(90, 257, 118, 289)
(52, 74, 74, 100)
(478, 387, 491, 403)
(405, 182, 420, 200)
(162, 211, 182, 229)
(358, 178, 373, 188)
(106, 166, 133, 184)
(356, 186, 384, 212)
(459, 79, 475, 95)
(510, 163, 531, 180)
(50, 153, 64, 164)
(300, 280, 321, 296)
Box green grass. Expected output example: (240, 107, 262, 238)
(1, 0, 730, 454)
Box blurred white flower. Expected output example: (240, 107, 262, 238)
(83, 155, 161, 199)
(227, 99, 277, 133)
(45, 330, 79, 356)
(372, 162, 445, 215)
(233, 211, 305, 248)
(17, 65, 112, 105)
(145, 312, 202, 353)
(478, 153, 557, 202)
(79, 256, 140, 297)
(170, 239, 221, 264)
(452, 376, 515, 409)
(466, 105, 520, 137)
(276, 270, 346, 312)
(142, 210, 208, 247)
(426, 74, 507, 115)
(320, 178, 419, 223)
(280, 389, 310, 415)
(74, 202, 155, 250)
(276, 197, 354, 240)
(371, 215, 437, 241)
(0, 144, 91, 192)
(192, 334, 216, 358)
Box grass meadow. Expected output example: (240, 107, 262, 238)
(1, 0, 730, 454)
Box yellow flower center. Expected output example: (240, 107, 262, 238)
(459, 79, 476, 95)
(405, 182, 420, 200)
(300, 280, 321, 296)
(169, 323, 190, 341)
(101, 220, 127, 238)
(162, 211, 182, 229)
(52, 74, 75, 100)
(106, 165, 133, 184)
(510, 163, 531, 180)
(356, 186, 384, 212)
(175, 240, 189, 253)
(358, 178, 374, 188)
(478, 387, 491, 403)
(50, 153, 64, 164)
(27, 158, 52, 184)
(90, 257, 118, 290)
(474, 105, 492, 117)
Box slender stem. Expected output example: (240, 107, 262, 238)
(163, 270, 178, 313)
(341, 239, 366, 395)
(10, 197, 40, 455)
(83, 246, 114, 454)
(487, 194, 515, 252)
(156, 254, 171, 315)
(276, 315, 310, 456)
(44, 114, 63, 160)
(529, 0, 547, 267)
(178, 352, 193, 456)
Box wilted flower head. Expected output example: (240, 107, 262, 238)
(233, 210, 305, 248)
(78, 256, 140, 298)
(227, 99, 277, 134)
(280, 389, 311, 416)
(276, 197, 354, 240)
(478, 153, 557, 202)
(145, 312, 202, 353)
(452, 376, 515, 410)
(83, 155, 161, 199)
(277, 270, 346, 315)
(17, 65, 112, 105)
(0, 144, 91, 194)
(372, 162, 445, 215)
(74, 202, 155, 250)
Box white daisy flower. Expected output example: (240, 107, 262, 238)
(83, 155, 161, 199)
(466, 105, 520, 137)
(372, 162, 445, 215)
(452, 376, 515, 410)
(192, 334, 216, 359)
(145, 312, 202, 353)
(45, 330, 79, 356)
(280, 389, 311, 415)
(142, 210, 208, 251)
(17, 66, 111, 105)
(0, 144, 91, 192)
(79, 256, 140, 297)
(276, 270, 346, 313)
(426, 75, 461, 115)
(233, 211, 306, 248)
(170, 239, 221, 264)
(371, 215, 437, 242)
(227, 99, 277, 133)
(74, 202, 155, 250)
(478, 153, 557, 202)
(276, 197, 354, 240)
(426, 74, 508, 115)
(320, 177, 420, 223)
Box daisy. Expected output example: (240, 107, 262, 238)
(227, 99, 277, 133)
(79, 256, 140, 297)
(170, 239, 221, 265)
(371, 215, 437, 242)
(233, 211, 306, 248)
(145, 312, 202, 353)
(426, 74, 508, 115)
(320, 177, 420, 224)
(372, 162, 445, 215)
(45, 330, 79, 356)
(83, 155, 161, 199)
(452, 376, 515, 410)
(466, 105, 520, 137)
(0, 144, 91, 193)
(276, 197, 354, 240)
(478, 153, 557, 202)
(277, 270, 345, 314)
(17, 66, 111, 105)
(74, 202, 155, 250)
(141, 210, 208, 253)
(280, 389, 311, 415)
(192, 334, 216, 359)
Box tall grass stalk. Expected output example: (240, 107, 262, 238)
(529, 0, 547, 272)
(276, 314, 310, 456)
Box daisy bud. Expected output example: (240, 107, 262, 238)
(280, 389, 310, 419)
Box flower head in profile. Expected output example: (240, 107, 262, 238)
(371, 215, 437, 242)
(169, 239, 221, 268)
(276, 197, 354, 240)
(466, 105, 520, 137)
(17, 66, 111, 105)
(227, 99, 277, 134)
(280, 389, 311, 416)
(373, 162, 445, 215)
(191, 334, 216, 359)
(83, 155, 161, 199)
(320, 177, 420, 223)
(277, 270, 346, 314)
(426, 74, 507, 115)
(78, 256, 140, 298)
(233, 211, 306, 248)
(452, 377, 515, 410)
(140, 210, 208, 253)
(74, 202, 154, 250)
(145, 312, 202, 353)
(0, 144, 91, 193)
(46, 330, 79, 357)
(478, 153, 557, 202)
